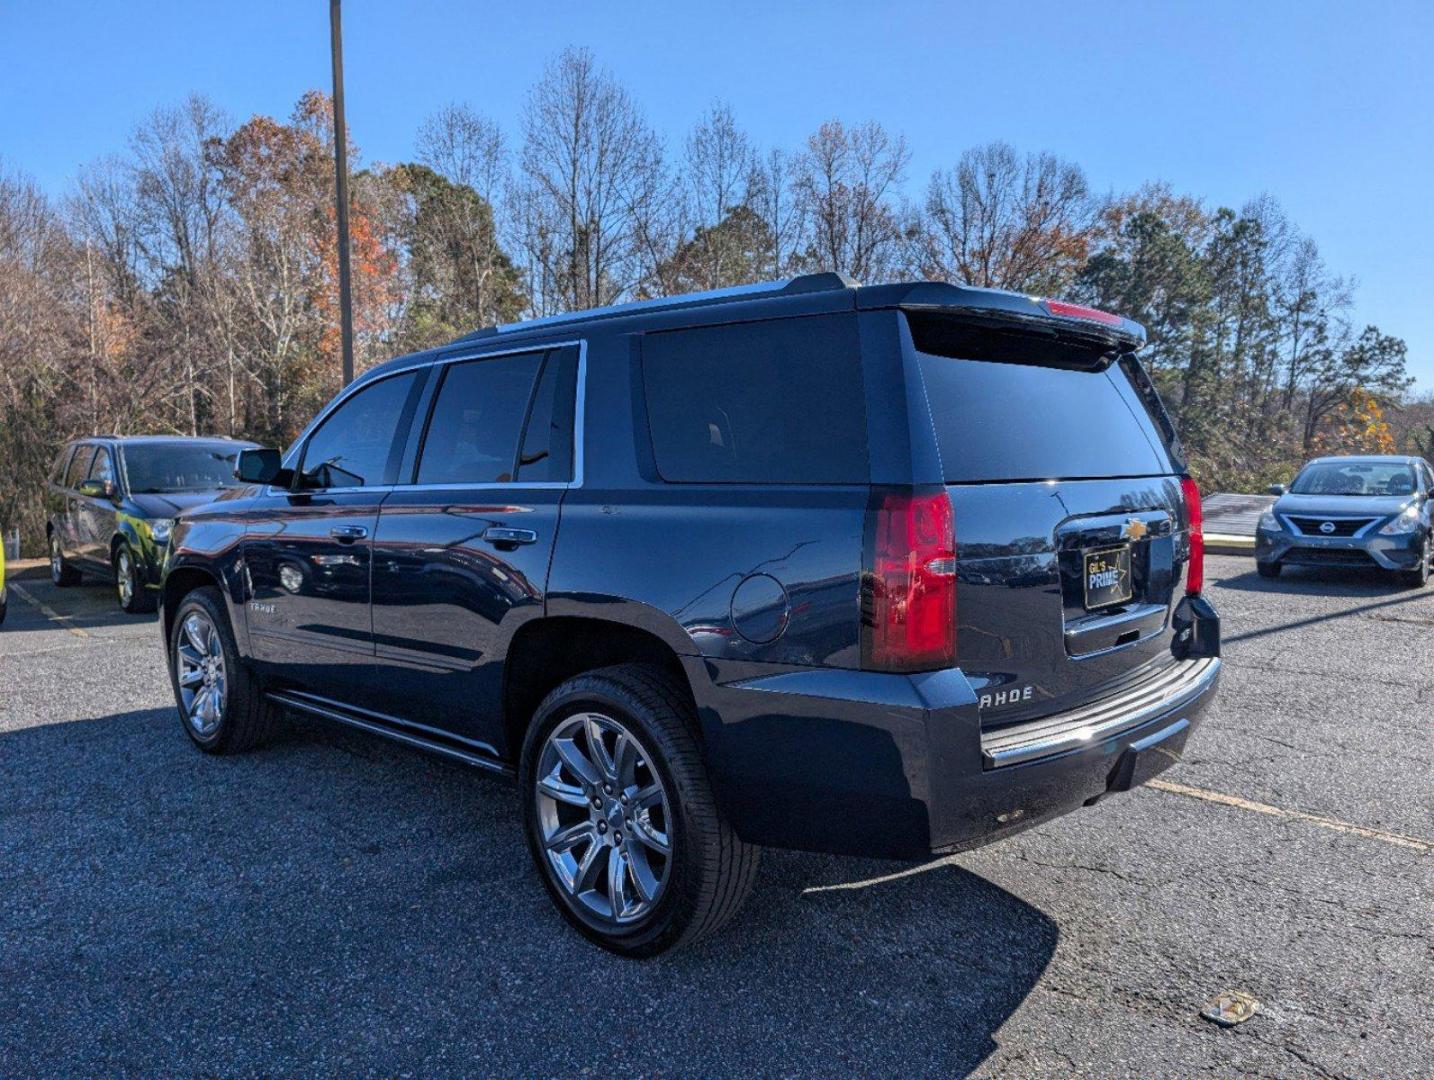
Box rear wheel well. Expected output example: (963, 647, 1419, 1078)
(110, 534, 127, 561)
(503, 618, 694, 760)
(162, 567, 222, 640)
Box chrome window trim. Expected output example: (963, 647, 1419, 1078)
(278, 339, 587, 495)
(262, 483, 400, 498)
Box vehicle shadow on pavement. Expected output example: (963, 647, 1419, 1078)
(1215, 565, 1419, 597)
(1214, 569, 1432, 643)
(5, 570, 156, 633)
(0, 707, 1058, 1078)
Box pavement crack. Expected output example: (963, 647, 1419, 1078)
(1280, 1043, 1343, 1080)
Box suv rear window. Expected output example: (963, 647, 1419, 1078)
(915, 341, 1174, 483)
(642, 314, 868, 484)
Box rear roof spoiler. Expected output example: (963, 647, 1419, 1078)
(858, 281, 1147, 353)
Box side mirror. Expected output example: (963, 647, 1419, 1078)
(236, 447, 291, 487)
(78, 478, 116, 499)
(1267, 484, 1286, 496)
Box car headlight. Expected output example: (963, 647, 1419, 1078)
(1378, 506, 1421, 535)
(149, 518, 176, 544)
(1257, 509, 1280, 532)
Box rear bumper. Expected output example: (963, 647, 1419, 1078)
(688, 601, 1221, 860)
(1257, 526, 1422, 571)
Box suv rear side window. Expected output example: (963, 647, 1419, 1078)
(300, 372, 421, 489)
(915, 337, 1173, 483)
(51, 446, 74, 483)
(642, 314, 868, 484)
(415, 351, 545, 485)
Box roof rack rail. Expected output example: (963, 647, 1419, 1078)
(459, 272, 859, 340)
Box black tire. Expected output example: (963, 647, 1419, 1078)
(1395, 535, 1429, 589)
(519, 663, 760, 957)
(49, 531, 80, 587)
(167, 585, 276, 754)
(113, 542, 157, 614)
(1256, 560, 1281, 578)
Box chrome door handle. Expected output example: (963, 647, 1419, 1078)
(330, 525, 369, 542)
(482, 526, 537, 546)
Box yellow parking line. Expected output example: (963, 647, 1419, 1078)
(8, 582, 90, 638)
(1148, 778, 1430, 853)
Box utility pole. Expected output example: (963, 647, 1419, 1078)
(329, 0, 355, 386)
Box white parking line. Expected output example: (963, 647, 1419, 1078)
(1148, 778, 1430, 853)
(8, 582, 90, 638)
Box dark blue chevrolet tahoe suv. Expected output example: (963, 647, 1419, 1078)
(160, 274, 1221, 955)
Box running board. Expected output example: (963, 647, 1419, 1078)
(266, 691, 515, 777)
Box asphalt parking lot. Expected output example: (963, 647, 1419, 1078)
(1, 554, 1430, 1078)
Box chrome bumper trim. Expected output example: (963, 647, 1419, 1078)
(981, 657, 1220, 768)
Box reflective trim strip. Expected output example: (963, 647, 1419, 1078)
(980, 657, 1220, 768)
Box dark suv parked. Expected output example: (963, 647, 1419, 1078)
(160, 275, 1220, 955)
(46, 436, 255, 612)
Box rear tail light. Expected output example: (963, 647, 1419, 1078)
(1181, 476, 1204, 595)
(862, 489, 957, 672)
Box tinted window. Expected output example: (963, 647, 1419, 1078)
(1290, 461, 1417, 496)
(642, 315, 868, 484)
(416, 352, 543, 485)
(301, 372, 420, 489)
(88, 447, 115, 485)
(125, 443, 246, 493)
(50, 446, 74, 483)
(517, 348, 578, 483)
(64, 447, 95, 489)
(917, 350, 1171, 483)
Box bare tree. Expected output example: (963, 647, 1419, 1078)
(793, 120, 910, 283)
(917, 141, 1097, 294)
(0, 165, 85, 550)
(751, 148, 803, 278)
(409, 104, 525, 334)
(417, 103, 508, 210)
(644, 102, 760, 295)
(513, 48, 664, 313)
(130, 95, 232, 434)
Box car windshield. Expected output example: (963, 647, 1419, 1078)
(124, 444, 245, 493)
(1289, 461, 1416, 497)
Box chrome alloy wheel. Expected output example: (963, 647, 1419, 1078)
(116, 549, 134, 607)
(535, 712, 673, 925)
(175, 610, 226, 737)
(50, 535, 62, 582)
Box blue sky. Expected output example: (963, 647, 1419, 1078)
(3, 0, 1432, 387)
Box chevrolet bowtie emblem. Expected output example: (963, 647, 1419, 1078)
(1122, 518, 1149, 541)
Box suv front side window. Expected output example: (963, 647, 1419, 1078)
(64, 446, 95, 489)
(88, 447, 115, 487)
(298, 372, 421, 490)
